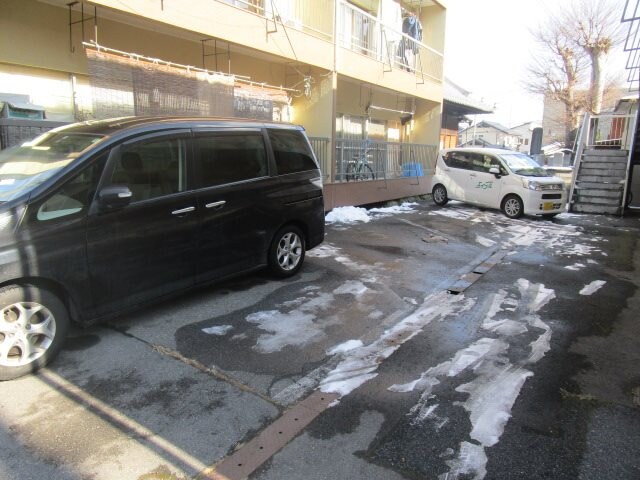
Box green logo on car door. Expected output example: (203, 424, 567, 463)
(475, 181, 493, 190)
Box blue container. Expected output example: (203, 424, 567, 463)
(401, 162, 424, 177)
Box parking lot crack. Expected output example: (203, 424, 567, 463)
(151, 344, 283, 408)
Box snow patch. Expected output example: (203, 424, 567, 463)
(201, 325, 234, 336)
(564, 262, 586, 271)
(579, 280, 606, 296)
(475, 235, 496, 247)
(325, 206, 370, 224)
(333, 280, 368, 296)
(439, 441, 487, 480)
(327, 340, 364, 355)
(319, 291, 475, 396)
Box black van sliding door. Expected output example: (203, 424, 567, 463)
(193, 130, 280, 283)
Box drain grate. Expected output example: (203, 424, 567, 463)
(200, 391, 339, 480)
(447, 250, 508, 294)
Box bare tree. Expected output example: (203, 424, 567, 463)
(527, 18, 587, 146)
(563, 0, 624, 114)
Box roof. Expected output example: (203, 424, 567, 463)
(459, 120, 513, 135)
(443, 147, 520, 155)
(443, 78, 494, 116)
(52, 116, 300, 136)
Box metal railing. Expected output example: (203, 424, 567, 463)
(216, 0, 334, 40)
(213, 1, 444, 81)
(583, 114, 636, 150)
(334, 139, 438, 183)
(309, 136, 331, 182)
(336, 1, 443, 82)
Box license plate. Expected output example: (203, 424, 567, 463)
(543, 202, 554, 211)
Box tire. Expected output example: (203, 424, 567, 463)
(268, 226, 306, 278)
(432, 184, 448, 206)
(345, 163, 355, 182)
(361, 164, 375, 181)
(502, 194, 524, 219)
(0, 285, 70, 381)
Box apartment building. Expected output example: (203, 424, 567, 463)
(0, 0, 446, 209)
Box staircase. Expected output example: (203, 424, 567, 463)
(568, 113, 637, 215)
(571, 149, 628, 214)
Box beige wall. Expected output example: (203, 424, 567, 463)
(291, 69, 335, 139)
(420, 5, 446, 54)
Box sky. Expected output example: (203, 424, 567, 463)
(443, 0, 629, 128)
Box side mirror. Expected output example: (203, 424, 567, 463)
(489, 166, 501, 178)
(98, 185, 132, 211)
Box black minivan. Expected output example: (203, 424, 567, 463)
(0, 117, 325, 380)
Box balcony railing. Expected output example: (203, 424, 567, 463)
(337, 1, 444, 82)
(216, 0, 334, 40)
(215, 1, 444, 82)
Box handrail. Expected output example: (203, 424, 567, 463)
(621, 113, 638, 215)
(568, 112, 590, 212)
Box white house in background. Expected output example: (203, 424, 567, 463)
(458, 120, 541, 153)
(509, 121, 541, 154)
(458, 120, 519, 149)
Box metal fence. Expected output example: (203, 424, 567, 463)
(216, 0, 334, 40)
(337, 1, 443, 81)
(309, 136, 331, 182)
(0, 119, 67, 150)
(334, 139, 437, 183)
(584, 114, 636, 150)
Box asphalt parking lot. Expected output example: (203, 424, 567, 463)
(1, 201, 639, 480)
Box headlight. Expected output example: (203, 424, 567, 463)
(523, 179, 544, 191)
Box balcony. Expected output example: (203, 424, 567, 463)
(215, 0, 443, 85)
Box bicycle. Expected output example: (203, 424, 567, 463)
(346, 140, 376, 182)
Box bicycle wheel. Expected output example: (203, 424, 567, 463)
(360, 164, 375, 181)
(346, 162, 356, 182)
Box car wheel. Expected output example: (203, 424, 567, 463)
(0, 285, 69, 381)
(432, 184, 448, 206)
(269, 226, 306, 278)
(502, 194, 524, 219)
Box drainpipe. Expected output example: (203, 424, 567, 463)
(330, 0, 339, 185)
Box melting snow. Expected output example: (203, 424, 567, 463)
(202, 325, 234, 335)
(333, 280, 369, 296)
(565, 262, 586, 271)
(325, 206, 371, 224)
(580, 280, 606, 296)
(391, 279, 556, 480)
(475, 235, 496, 247)
(327, 340, 364, 355)
(319, 291, 475, 397)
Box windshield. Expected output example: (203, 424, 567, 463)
(499, 153, 549, 177)
(0, 131, 104, 202)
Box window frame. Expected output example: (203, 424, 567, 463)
(97, 129, 193, 207)
(191, 129, 271, 191)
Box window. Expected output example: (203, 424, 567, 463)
(110, 138, 186, 202)
(195, 134, 268, 188)
(37, 155, 104, 221)
(444, 151, 473, 170)
(267, 129, 317, 175)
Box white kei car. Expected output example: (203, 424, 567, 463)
(431, 148, 566, 219)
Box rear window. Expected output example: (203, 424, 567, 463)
(267, 129, 317, 175)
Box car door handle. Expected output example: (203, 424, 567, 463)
(171, 206, 196, 215)
(469, 173, 477, 177)
(205, 200, 226, 210)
